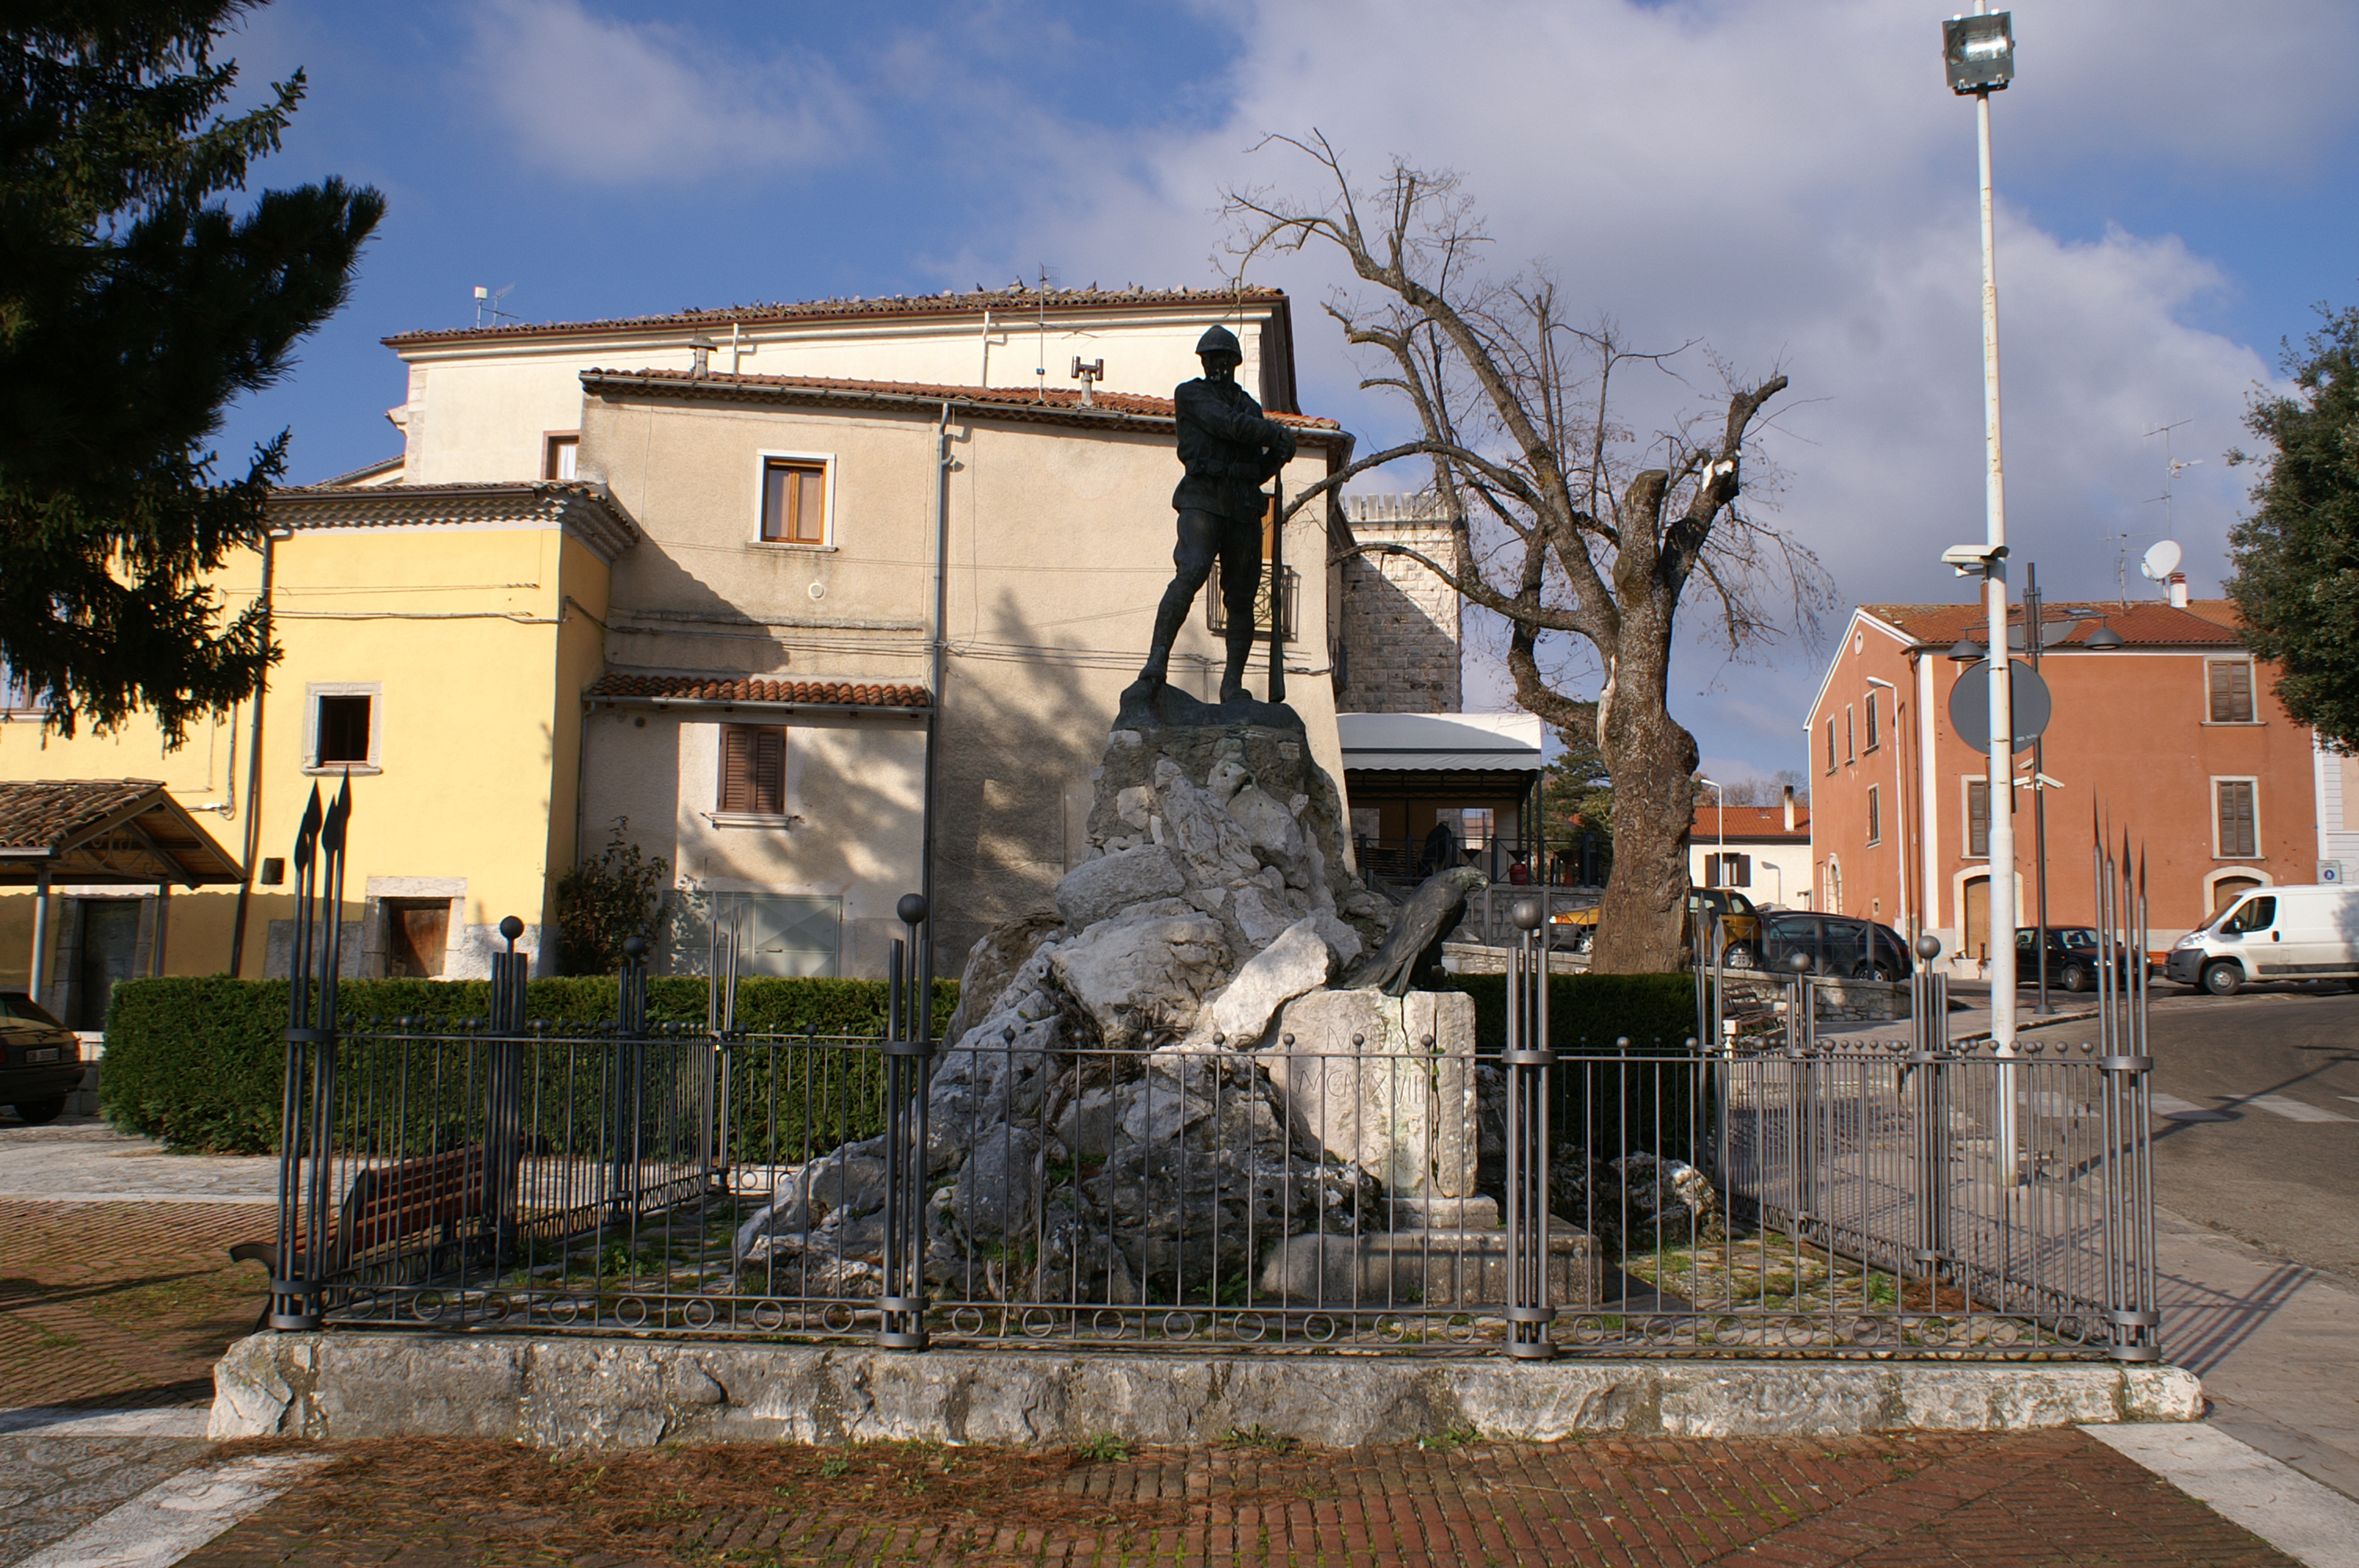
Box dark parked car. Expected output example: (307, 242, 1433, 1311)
(2014, 926, 2132, 993)
(1, 991, 82, 1125)
(1758, 913, 1914, 980)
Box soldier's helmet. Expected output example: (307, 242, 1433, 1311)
(1194, 325, 1243, 363)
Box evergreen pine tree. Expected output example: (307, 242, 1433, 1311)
(2, 2, 383, 740)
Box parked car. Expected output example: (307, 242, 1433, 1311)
(2014, 926, 2133, 994)
(1, 991, 82, 1125)
(2165, 884, 2359, 996)
(1547, 887, 1762, 964)
(1757, 913, 1914, 980)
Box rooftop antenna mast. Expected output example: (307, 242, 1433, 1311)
(1034, 265, 1052, 404)
(472, 283, 518, 328)
(2143, 418, 2199, 542)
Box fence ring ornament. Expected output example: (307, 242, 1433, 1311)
(1375, 1315, 1408, 1344)
(1163, 1311, 1199, 1341)
(2055, 1315, 2087, 1343)
(615, 1296, 650, 1328)
(1444, 1313, 1477, 1343)
(482, 1292, 512, 1323)
(1234, 1312, 1268, 1342)
(1987, 1319, 2021, 1347)
(950, 1307, 986, 1335)
(1303, 1313, 1339, 1342)
(550, 1298, 581, 1325)
(412, 1290, 446, 1323)
(1570, 1315, 1607, 1345)
(1714, 1315, 1745, 1345)
(1916, 1316, 1952, 1345)
(682, 1298, 718, 1330)
(751, 1300, 788, 1332)
(1023, 1308, 1060, 1338)
(1092, 1309, 1130, 1339)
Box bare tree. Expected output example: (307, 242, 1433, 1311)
(1233, 135, 1831, 972)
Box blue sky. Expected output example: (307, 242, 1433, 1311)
(213, 0, 2359, 788)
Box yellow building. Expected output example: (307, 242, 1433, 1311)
(0, 482, 635, 1014)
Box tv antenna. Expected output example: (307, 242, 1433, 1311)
(473, 283, 519, 328)
(2143, 418, 2201, 541)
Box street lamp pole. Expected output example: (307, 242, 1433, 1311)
(1865, 676, 1907, 938)
(1946, 5, 2019, 1058)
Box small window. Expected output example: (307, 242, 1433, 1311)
(761, 459, 828, 546)
(316, 695, 372, 765)
(2215, 779, 2258, 858)
(385, 899, 449, 978)
(1965, 777, 1990, 858)
(543, 433, 579, 481)
(1845, 706, 1856, 764)
(1866, 784, 1882, 847)
(1824, 719, 1836, 775)
(720, 724, 787, 815)
(2208, 659, 2255, 724)
(0, 659, 47, 717)
(1864, 690, 1881, 752)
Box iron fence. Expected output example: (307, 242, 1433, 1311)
(259, 787, 2158, 1361)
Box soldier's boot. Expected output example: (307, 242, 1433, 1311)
(1217, 625, 1256, 705)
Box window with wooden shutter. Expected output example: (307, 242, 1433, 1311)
(761, 459, 828, 545)
(1824, 720, 1836, 775)
(1864, 690, 1880, 751)
(720, 725, 787, 815)
(1965, 778, 1990, 858)
(1845, 706, 1855, 763)
(2215, 779, 2257, 858)
(2208, 659, 2255, 723)
(1866, 784, 1882, 847)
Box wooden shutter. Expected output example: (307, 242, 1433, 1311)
(2216, 780, 2256, 858)
(1966, 779, 1990, 858)
(722, 725, 786, 814)
(1825, 720, 1836, 774)
(1732, 855, 1751, 889)
(1868, 785, 1882, 845)
(1865, 691, 1879, 750)
(2209, 660, 2253, 724)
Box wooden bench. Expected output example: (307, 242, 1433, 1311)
(231, 1142, 514, 1288)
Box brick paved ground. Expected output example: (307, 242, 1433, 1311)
(0, 1200, 263, 1410)
(178, 1427, 2297, 1568)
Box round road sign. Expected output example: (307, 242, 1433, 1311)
(1947, 659, 2052, 753)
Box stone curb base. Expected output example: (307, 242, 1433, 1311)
(210, 1333, 2201, 1450)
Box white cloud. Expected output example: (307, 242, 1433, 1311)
(974, 0, 2334, 775)
(462, 0, 863, 183)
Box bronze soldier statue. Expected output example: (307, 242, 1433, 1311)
(1136, 325, 1297, 704)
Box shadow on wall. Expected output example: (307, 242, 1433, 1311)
(932, 587, 1143, 964)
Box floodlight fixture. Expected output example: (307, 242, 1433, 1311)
(1943, 13, 2015, 95)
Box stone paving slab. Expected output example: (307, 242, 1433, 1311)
(0, 1431, 213, 1566)
(170, 1427, 2299, 1567)
(0, 1121, 280, 1203)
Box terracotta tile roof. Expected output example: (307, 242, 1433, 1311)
(387, 285, 1288, 348)
(264, 481, 640, 564)
(0, 780, 244, 885)
(1860, 599, 2245, 649)
(1691, 804, 1810, 841)
(0, 780, 158, 850)
(580, 368, 1342, 430)
(586, 673, 929, 709)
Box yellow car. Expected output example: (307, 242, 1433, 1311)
(1547, 888, 1762, 965)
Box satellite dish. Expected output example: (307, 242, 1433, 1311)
(2140, 539, 2183, 582)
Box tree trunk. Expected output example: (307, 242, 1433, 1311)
(1587, 622, 1696, 975)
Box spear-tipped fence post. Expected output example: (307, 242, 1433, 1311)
(485, 915, 529, 1265)
(880, 893, 933, 1351)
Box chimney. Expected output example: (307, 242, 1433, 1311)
(1783, 784, 1796, 833)
(2168, 570, 2189, 609)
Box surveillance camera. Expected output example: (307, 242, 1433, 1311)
(1940, 543, 2008, 575)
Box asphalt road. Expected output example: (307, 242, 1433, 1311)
(2023, 982, 2359, 1281)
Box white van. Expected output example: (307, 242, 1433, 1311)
(2165, 884, 2359, 996)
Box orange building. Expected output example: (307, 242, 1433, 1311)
(1802, 597, 2328, 968)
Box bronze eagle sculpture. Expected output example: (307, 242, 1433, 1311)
(1341, 866, 1489, 996)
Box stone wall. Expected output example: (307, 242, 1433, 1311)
(1721, 973, 1912, 1022)
(1338, 494, 1462, 713)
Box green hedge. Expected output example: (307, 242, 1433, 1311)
(1442, 972, 1705, 1161)
(99, 975, 957, 1155)
(1442, 972, 1699, 1055)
